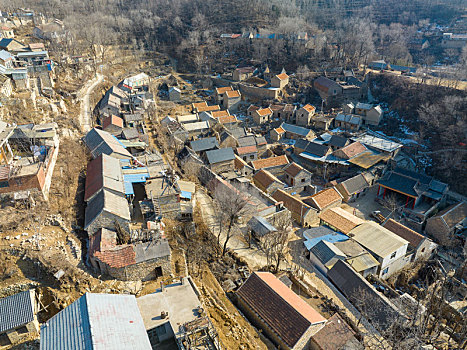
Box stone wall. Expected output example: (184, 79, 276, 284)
(238, 83, 278, 101)
(87, 213, 130, 237)
(104, 255, 172, 281)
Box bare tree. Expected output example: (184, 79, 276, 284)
(213, 183, 250, 256)
(262, 213, 292, 273)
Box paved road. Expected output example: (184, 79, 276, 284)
(79, 73, 103, 132)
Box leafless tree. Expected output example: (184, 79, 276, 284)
(262, 213, 292, 273)
(213, 183, 250, 257)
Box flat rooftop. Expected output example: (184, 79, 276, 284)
(136, 278, 202, 335)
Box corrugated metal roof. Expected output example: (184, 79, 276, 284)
(0, 290, 35, 333)
(40, 293, 152, 350)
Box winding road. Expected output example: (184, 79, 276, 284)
(79, 73, 103, 132)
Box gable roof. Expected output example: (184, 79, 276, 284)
(248, 216, 277, 237)
(319, 207, 363, 234)
(383, 219, 426, 248)
(102, 115, 124, 130)
(275, 72, 289, 81)
(253, 169, 283, 189)
(84, 189, 131, 230)
(435, 201, 467, 229)
(0, 290, 36, 333)
(236, 145, 257, 155)
(349, 221, 409, 258)
(304, 142, 331, 157)
(84, 128, 132, 159)
(281, 122, 313, 137)
(314, 76, 340, 92)
(251, 155, 289, 171)
(237, 135, 256, 147)
(338, 174, 369, 196)
(211, 110, 230, 119)
(256, 107, 273, 117)
(84, 154, 124, 202)
(353, 134, 402, 153)
(40, 293, 152, 350)
(310, 240, 346, 267)
(328, 135, 348, 148)
(334, 142, 366, 159)
(225, 90, 241, 98)
(205, 147, 235, 164)
(190, 137, 219, 152)
(237, 272, 326, 348)
(215, 86, 232, 94)
(272, 189, 312, 219)
(301, 104, 315, 113)
(283, 162, 306, 178)
(218, 115, 238, 124)
(311, 313, 361, 350)
(307, 188, 342, 211)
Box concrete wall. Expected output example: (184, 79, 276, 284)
(378, 244, 409, 280)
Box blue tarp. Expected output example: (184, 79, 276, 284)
(304, 231, 348, 250)
(180, 191, 192, 200)
(123, 173, 150, 195)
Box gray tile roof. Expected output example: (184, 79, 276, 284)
(121, 128, 139, 140)
(190, 137, 219, 152)
(84, 128, 132, 159)
(0, 290, 35, 333)
(206, 147, 235, 164)
(237, 136, 256, 147)
(310, 240, 344, 265)
(134, 240, 171, 263)
(40, 293, 152, 350)
(84, 189, 130, 230)
(328, 135, 348, 148)
(340, 174, 369, 195)
(304, 142, 330, 157)
(281, 122, 312, 137)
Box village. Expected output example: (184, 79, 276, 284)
(0, 6, 466, 350)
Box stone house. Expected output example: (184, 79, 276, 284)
(84, 153, 125, 202)
(280, 123, 315, 140)
(222, 90, 241, 110)
(304, 187, 342, 212)
(253, 107, 273, 124)
(283, 162, 312, 193)
(88, 228, 172, 281)
(236, 272, 326, 350)
(313, 76, 342, 100)
(236, 145, 258, 162)
(335, 174, 370, 202)
(383, 219, 437, 262)
(310, 313, 363, 350)
(102, 115, 124, 136)
(272, 189, 318, 227)
(215, 86, 233, 104)
(234, 155, 254, 177)
(271, 72, 289, 89)
(247, 104, 260, 117)
(84, 128, 132, 159)
(312, 115, 334, 131)
(233, 66, 255, 81)
(145, 176, 182, 220)
(335, 113, 361, 131)
(168, 87, 181, 102)
(251, 155, 289, 175)
(0, 26, 14, 39)
(296, 104, 316, 127)
(84, 189, 131, 236)
(425, 201, 467, 240)
(253, 169, 285, 195)
(248, 216, 277, 241)
(354, 103, 384, 126)
(270, 126, 286, 142)
(205, 147, 235, 174)
(0, 73, 12, 97)
(0, 290, 40, 347)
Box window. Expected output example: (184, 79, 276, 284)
(301, 178, 305, 183)
(17, 326, 28, 334)
(250, 155, 254, 159)
(0, 181, 8, 188)
(390, 252, 397, 259)
(382, 267, 389, 275)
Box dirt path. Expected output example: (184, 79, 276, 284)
(195, 188, 386, 346)
(79, 73, 103, 132)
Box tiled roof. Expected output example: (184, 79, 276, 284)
(0, 290, 35, 333)
(281, 122, 313, 137)
(102, 115, 124, 130)
(236, 145, 257, 155)
(272, 189, 311, 218)
(247, 105, 260, 112)
(84, 128, 132, 159)
(251, 155, 289, 171)
(319, 207, 363, 234)
(274, 127, 285, 134)
(304, 142, 331, 157)
(256, 107, 273, 116)
(339, 174, 369, 196)
(215, 86, 232, 94)
(84, 154, 124, 202)
(196, 104, 221, 112)
(206, 147, 235, 164)
(283, 162, 304, 177)
(212, 110, 230, 119)
(190, 137, 219, 152)
(308, 188, 342, 211)
(311, 313, 359, 350)
(84, 189, 131, 230)
(192, 101, 207, 109)
(218, 115, 238, 124)
(95, 245, 136, 268)
(437, 201, 467, 228)
(237, 272, 326, 348)
(302, 104, 315, 113)
(253, 169, 282, 189)
(225, 90, 241, 98)
(328, 135, 348, 148)
(275, 73, 289, 80)
(335, 142, 366, 159)
(383, 219, 425, 248)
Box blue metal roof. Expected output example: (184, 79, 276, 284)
(0, 290, 35, 333)
(303, 227, 348, 250)
(123, 172, 149, 195)
(180, 190, 192, 200)
(40, 293, 152, 350)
